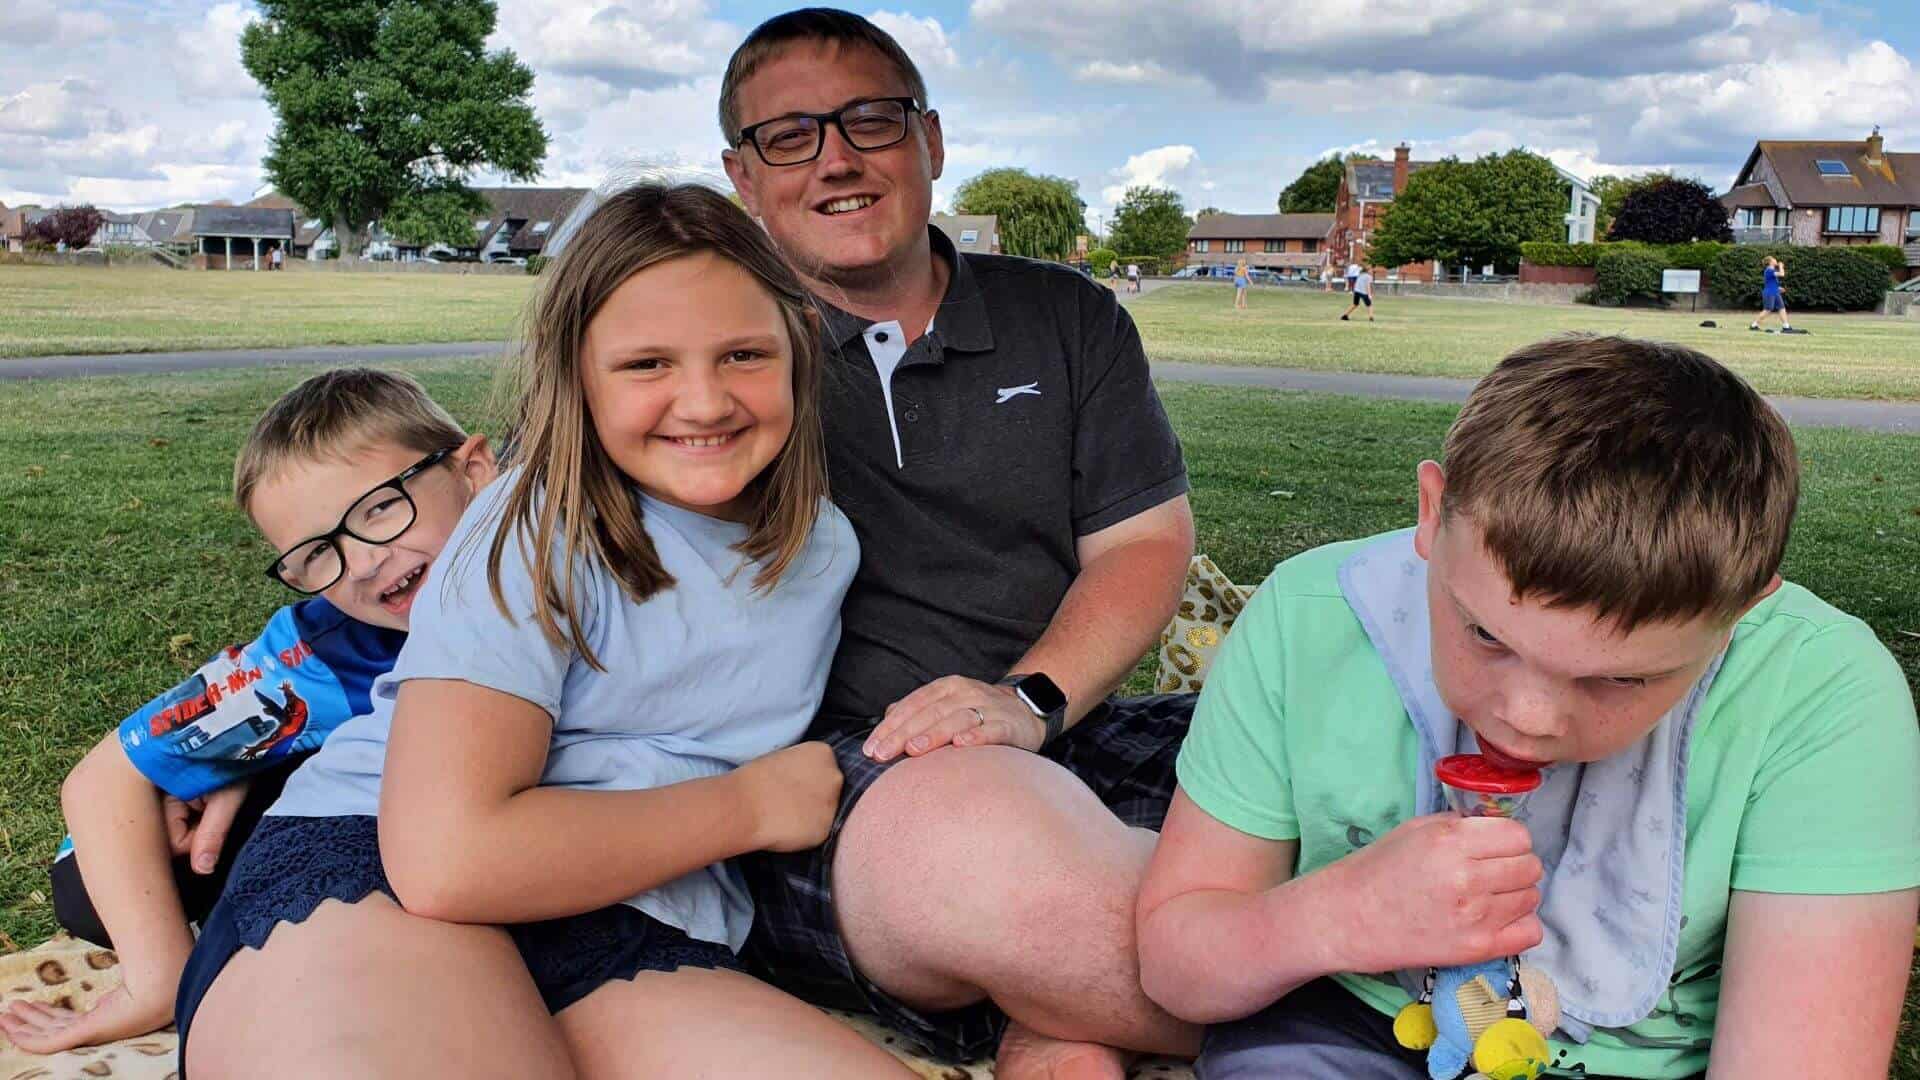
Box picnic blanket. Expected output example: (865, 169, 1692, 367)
(3, 560, 1246, 1079)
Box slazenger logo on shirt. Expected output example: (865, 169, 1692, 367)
(995, 382, 1040, 404)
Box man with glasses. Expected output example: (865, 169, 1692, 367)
(721, 10, 1200, 1077)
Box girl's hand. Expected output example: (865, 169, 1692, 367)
(0, 981, 172, 1054)
(736, 742, 843, 852)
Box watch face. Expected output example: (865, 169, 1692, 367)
(1016, 674, 1067, 716)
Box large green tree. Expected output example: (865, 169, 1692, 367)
(1108, 185, 1190, 260)
(1367, 150, 1566, 273)
(241, 0, 547, 259)
(1277, 154, 1344, 213)
(950, 168, 1086, 260)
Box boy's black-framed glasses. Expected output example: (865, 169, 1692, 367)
(733, 96, 926, 167)
(265, 447, 456, 595)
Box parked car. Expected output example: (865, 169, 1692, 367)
(1246, 268, 1281, 285)
(1170, 265, 1207, 279)
(484, 253, 527, 266)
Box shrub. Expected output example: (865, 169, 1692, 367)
(1519, 241, 1604, 267)
(1659, 241, 1729, 271)
(1708, 246, 1889, 311)
(1086, 246, 1118, 273)
(1854, 244, 1908, 275)
(1592, 246, 1667, 305)
(525, 254, 549, 275)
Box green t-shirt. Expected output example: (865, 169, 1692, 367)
(1178, 535, 1920, 1079)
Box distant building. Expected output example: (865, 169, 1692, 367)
(1721, 129, 1920, 275)
(930, 213, 999, 255)
(1330, 143, 1439, 280)
(189, 206, 295, 270)
(1184, 213, 1335, 278)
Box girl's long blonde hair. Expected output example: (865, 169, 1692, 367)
(486, 181, 830, 668)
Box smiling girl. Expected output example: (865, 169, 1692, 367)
(174, 183, 913, 1078)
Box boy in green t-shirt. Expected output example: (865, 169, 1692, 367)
(1137, 336, 1919, 1079)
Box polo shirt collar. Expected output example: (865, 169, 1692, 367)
(813, 225, 996, 357)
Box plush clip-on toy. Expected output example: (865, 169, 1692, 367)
(1393, 754, 1560, 1080)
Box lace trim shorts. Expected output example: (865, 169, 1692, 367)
(173, 814, 738, 1074)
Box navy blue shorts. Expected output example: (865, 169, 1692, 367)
(175, 815, 738, 1074)
(739, 693, 1195, 1063)
(1762, 291, 1784, 312)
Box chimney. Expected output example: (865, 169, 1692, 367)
(1866, 125, 1884, 166)
(1393, 143, 1411, 195)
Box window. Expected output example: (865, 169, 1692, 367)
(1825, 206, 1879, 234)
(304, 218, 323, 230)
(958, 228, 978, 244)
(532, 221, 551, 234)
(1302, 239, 1318, 254)
(1224, 239, 1245, 253)
(1193, 239, 1209, 252)
(1814, 160, 1851, 177)
(1738, 208, 1762, 227)
(474, 219, 490, 232)
(1264, 239, 1284, 253)
(1909, 209, 1919, 236)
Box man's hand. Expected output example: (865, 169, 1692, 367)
(162, 779, 250, 874)
(0, 975, 174, 1053)
(1326, 812, 1544, 972)
(863, 675, 1044, 762)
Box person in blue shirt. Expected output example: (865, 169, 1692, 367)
(174, 183, 914, 1078)
(1750, 255, 1791, 332)
(1, 369, 495, 1054)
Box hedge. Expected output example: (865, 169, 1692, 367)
(1522, 239, 1726, 270)
(1855, 244, 1908, 274)
(1592, 246, 1667, 306)
(1707, 245, 1889, 310)
(1087, 247, 1118, 273)
(1117, 255, 1165, 276)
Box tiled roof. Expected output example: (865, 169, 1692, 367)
(1740, 141, 1920, 206)
(1187, 212, 1334, 240)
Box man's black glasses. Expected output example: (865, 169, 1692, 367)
(734, 97, 926, 167)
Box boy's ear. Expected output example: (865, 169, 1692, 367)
(1413, 460, 1446, 560)
(451, 433, 498, 489)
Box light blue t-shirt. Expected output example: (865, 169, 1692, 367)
(270, 470, 860, 951)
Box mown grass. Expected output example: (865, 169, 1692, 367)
(1131, 282, 1920, 401)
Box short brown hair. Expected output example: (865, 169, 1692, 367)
(485, 182, 831, 669)
(234, 367, 466, 517)
(1442, 335, 1798, 630)
(718, 8, 929, 144)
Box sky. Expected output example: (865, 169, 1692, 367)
(3, 0, 1917, 235)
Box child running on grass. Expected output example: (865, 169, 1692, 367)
(1341, 267, 1375, 321)
(1137, 336, 1917, 1078)
(1751, 255, 1791, 332)
(174, 182, 913, 1078)
(0, 369, 494, 1054)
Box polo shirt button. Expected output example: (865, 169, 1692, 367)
(874, 331, 889, 343)
(903, 409, 919, 422)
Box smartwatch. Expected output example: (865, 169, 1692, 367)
(999, 672, 1068, 746)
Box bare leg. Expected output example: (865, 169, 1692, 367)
(832, 747, 1200, 1064)
(557, 965, 914, 1078)
(186, 894, 572, 1080)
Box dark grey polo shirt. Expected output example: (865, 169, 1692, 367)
(814, 227, 1188, 728)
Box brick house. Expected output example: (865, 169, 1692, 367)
(1184, 212, 1334, 278)
(1329, 143, 1439, 281)
(1721, 129, 1920, 275)
(0, 201, 28, 253)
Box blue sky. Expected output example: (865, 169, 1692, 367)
(4, 0, 1916, 232)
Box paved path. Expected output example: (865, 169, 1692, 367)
(6, 336, 1917, 434)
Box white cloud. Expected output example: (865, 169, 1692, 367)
(174, 3, 258, 101)
(868, 11, 960, 71)
(1102, 144, 1198, 203)
(492, 0, 739, 91)
(0, 80, 109, 139)
(0, 0, 112, 47)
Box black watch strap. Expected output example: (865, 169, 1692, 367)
(1000, 672, 1068, 746)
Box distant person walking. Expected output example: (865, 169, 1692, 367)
(1340, 267, 1375, 321)
(1232, 258, 1250, 309)
(1344, 260, 1361, 293)
(1126, 261, 1141, 294)
(1109, 258, 1120, 287)
(1751, 255, 1791, 332)
(271, 245, 284, 271)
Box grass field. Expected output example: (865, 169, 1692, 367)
(6, 264, 1919, 403)
(1132, 282, 1920, 401)
(1, 359, 1916, 1073)
(0, 265, 532, 359)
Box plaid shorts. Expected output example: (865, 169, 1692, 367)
(738, 693, 1195, 1063)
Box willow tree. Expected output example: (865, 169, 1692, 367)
(951, 168, 1087, 260)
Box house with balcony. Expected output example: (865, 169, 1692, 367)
(1185, 212, 1335, 278)
(1721, 129, 1920, 275)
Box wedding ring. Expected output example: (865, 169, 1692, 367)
(969, 706, 986, 726)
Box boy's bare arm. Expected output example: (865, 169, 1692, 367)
(1138, 786, 1544, 1024)
(1707, 888, 1917, 1078)
(0, 738, 195, 1051)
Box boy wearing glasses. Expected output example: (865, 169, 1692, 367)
(7, 368, 494, 1053)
